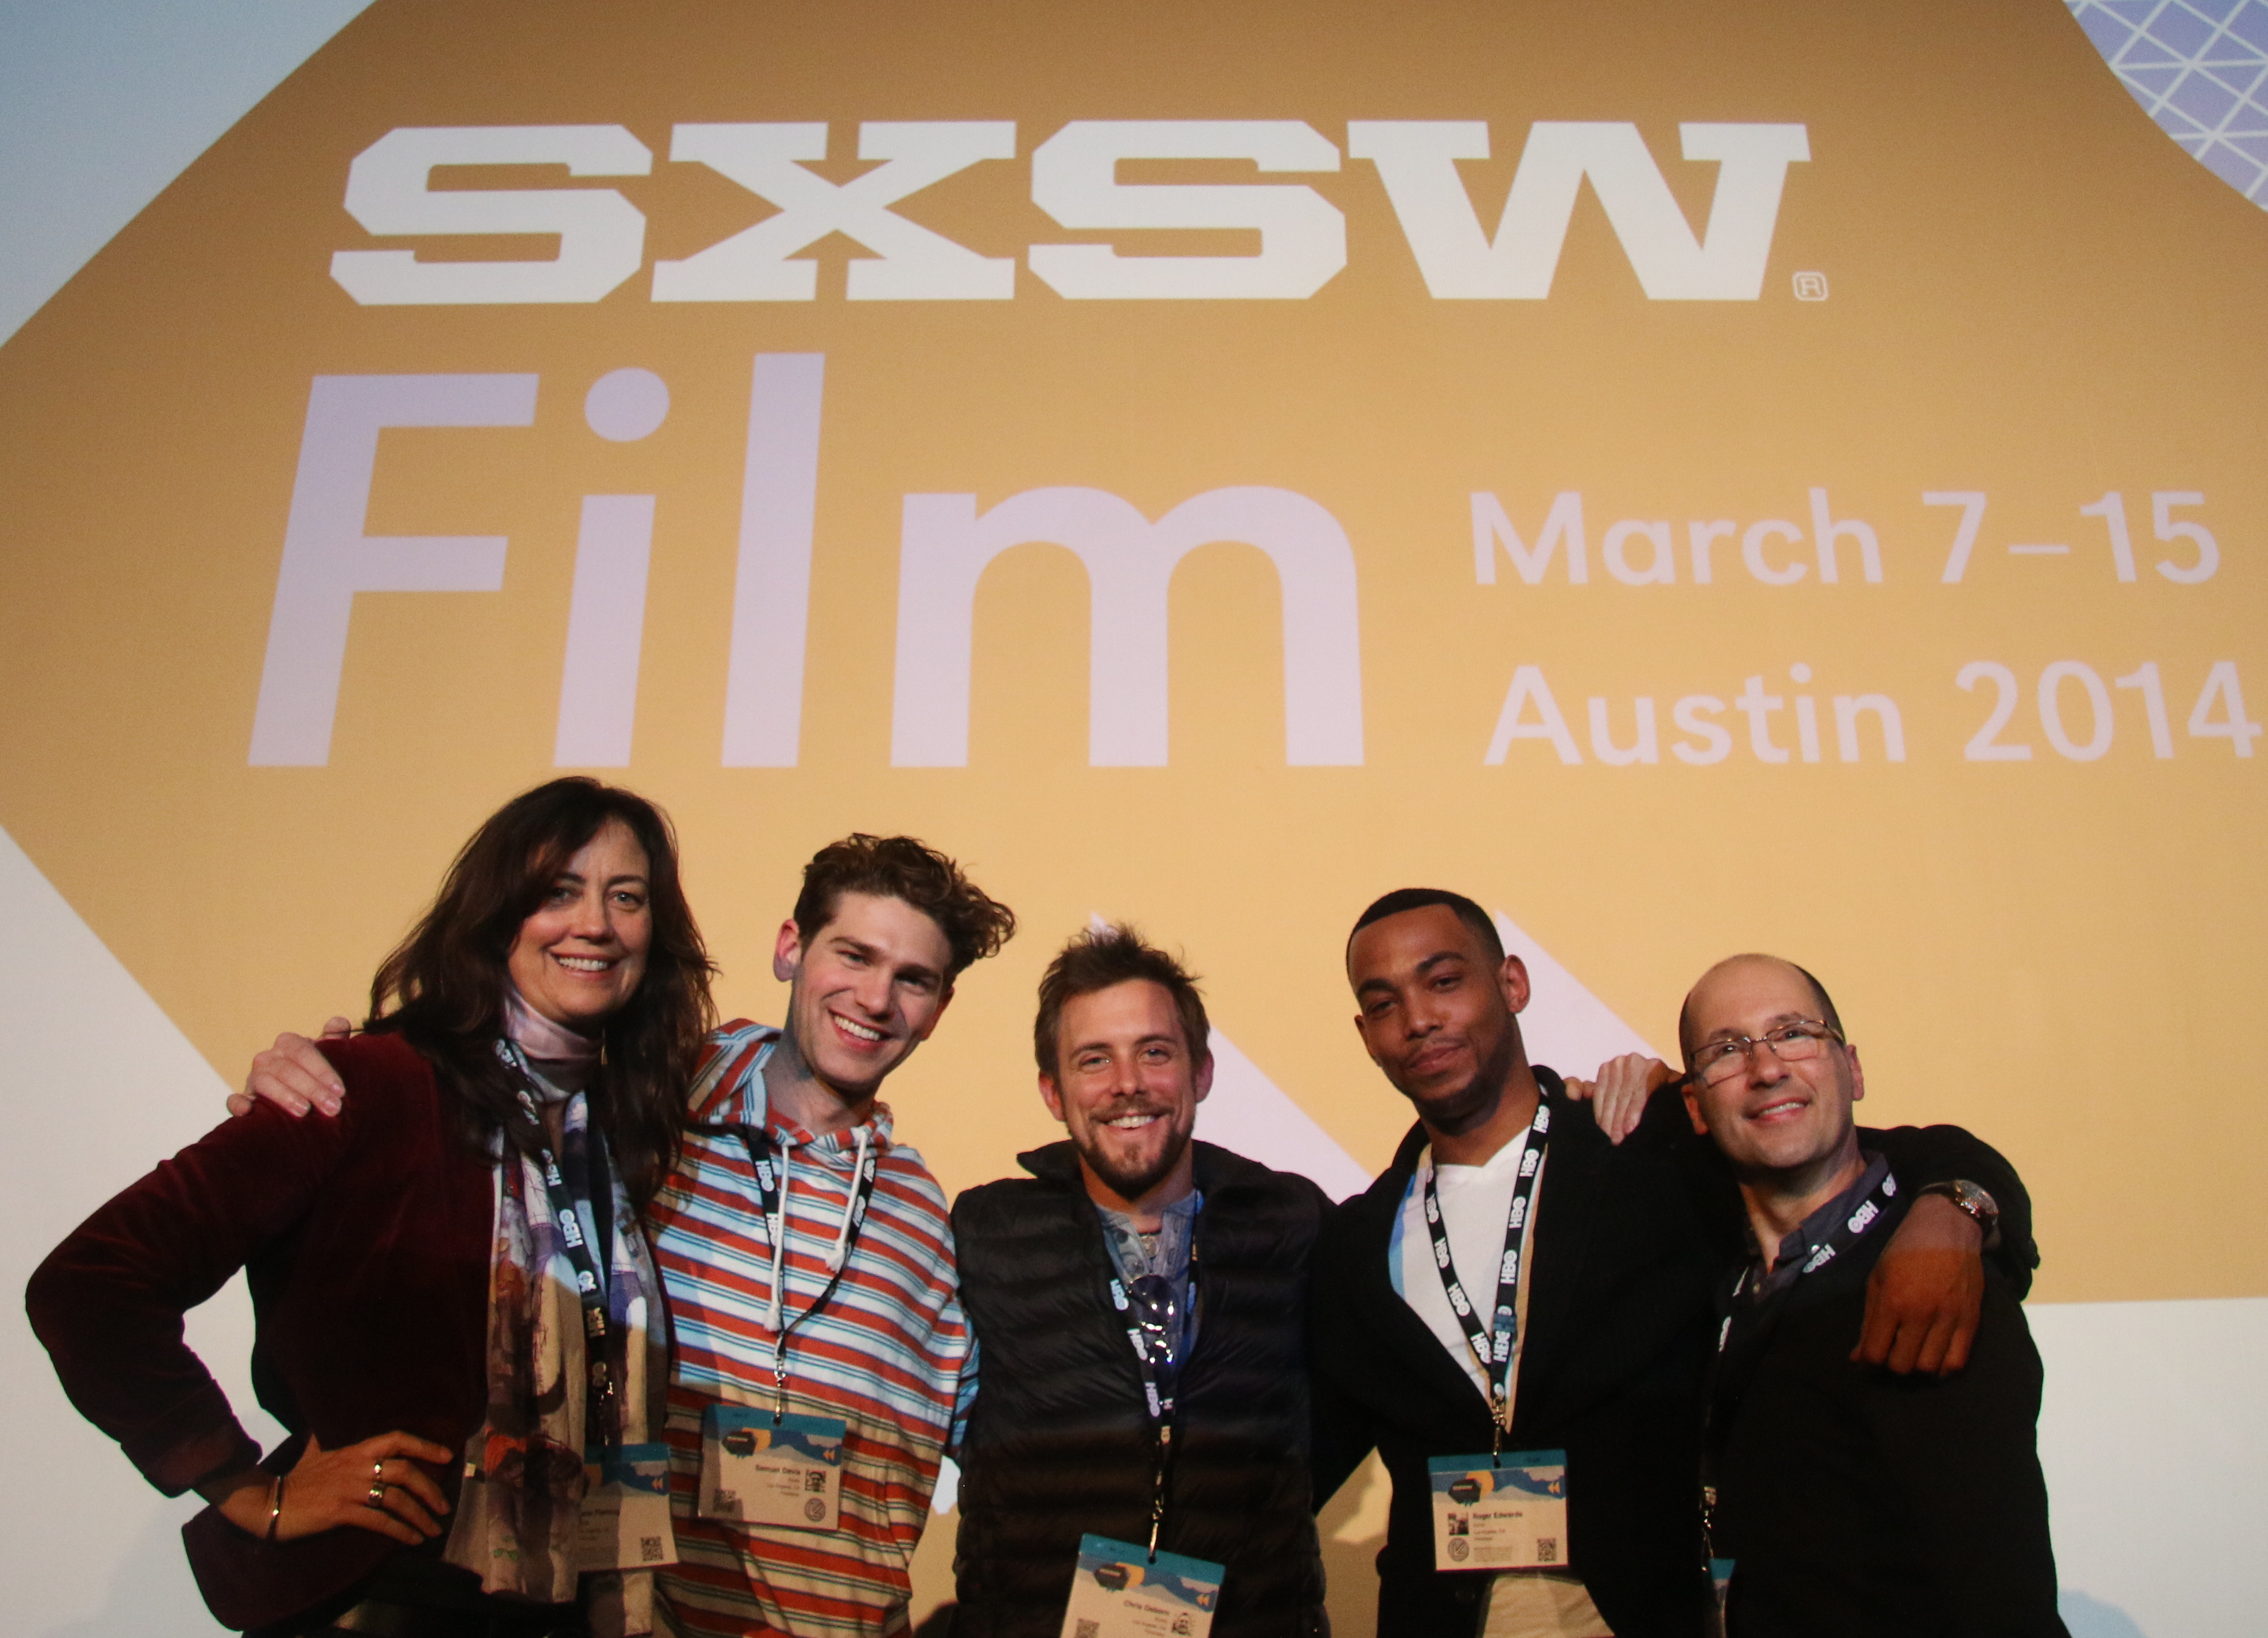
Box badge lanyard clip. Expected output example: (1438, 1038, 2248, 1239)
(1421, 1098, 1552, 1469)
(1147, 1425, 1172, 1559)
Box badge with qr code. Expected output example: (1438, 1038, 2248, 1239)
(1058, 1534, 1223, 1638)
(576, 1442, 679, 1571)
(1427, 1451, 1569, 1571)
(698, 1406, 846, 1531)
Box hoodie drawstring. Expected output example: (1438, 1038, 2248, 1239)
(767, 1145, 794, 1335)
(757, 1125, 882, 1421)
(764, 1126, 871, 1331)
(827, 1128, 872, 1275)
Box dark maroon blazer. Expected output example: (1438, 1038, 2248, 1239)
(26, 1032, 496, 1631)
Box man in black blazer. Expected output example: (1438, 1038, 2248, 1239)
(1309, 890, 2034, 1638)
(1678, 954, 2064, 1636)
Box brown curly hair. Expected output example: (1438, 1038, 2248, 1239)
(792, 834, 1015, 983)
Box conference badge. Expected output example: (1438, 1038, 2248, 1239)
(1058, 1533, 1223, 1638)
(1428, 1450, 1570, 1571)
(697, 1406, 845, 1531)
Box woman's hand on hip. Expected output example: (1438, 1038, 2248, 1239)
(213, 1430, 457, 1545)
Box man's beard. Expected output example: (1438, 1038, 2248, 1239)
(1397, 1023, 1519, 1132)
(1076, 1109, 1192, 1202)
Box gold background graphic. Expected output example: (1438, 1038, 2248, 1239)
(1, 0, 2263, 1320)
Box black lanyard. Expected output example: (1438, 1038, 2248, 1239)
(695, 1117, 882, 1424)
(1421, 1097, 1552, 1457)
(1107, 1236, 1201, 1559)
(494, 1040, 621, 1448)
(1700, 1163, 1901, 1562)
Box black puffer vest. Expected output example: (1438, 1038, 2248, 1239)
(949, 1141, 1331, 1637)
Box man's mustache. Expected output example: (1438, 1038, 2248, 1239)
(1092, 1099, 1175, 1122)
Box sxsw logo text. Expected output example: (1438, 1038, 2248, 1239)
(330, 119, 1811, 306)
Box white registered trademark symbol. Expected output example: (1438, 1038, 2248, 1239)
(1792, 271, 1829, 301)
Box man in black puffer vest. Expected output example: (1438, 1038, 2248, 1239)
(949, 925, 1331, 1638)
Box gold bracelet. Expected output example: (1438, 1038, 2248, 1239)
(265, 1473, 286, 1544)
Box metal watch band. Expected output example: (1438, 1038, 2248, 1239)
(1919, 1177, 2000, 1233)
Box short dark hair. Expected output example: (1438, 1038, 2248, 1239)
(1034, 924, 1211, 1079)
(1677, 955, 1845, 1062)
(793, 834, 1016, 981)
(1346, 887, 1504, 966)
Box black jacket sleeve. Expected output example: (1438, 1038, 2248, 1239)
(1860, 1272, 2066, 1635)
(1862, 1123, 2038, 1293)
(1306, 1197, 1380, 1511)
(1308, 1349, 1378, 1512)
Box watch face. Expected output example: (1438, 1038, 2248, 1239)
(1922, 1181, 1995, 1224)
(1949, 1183, 1997, 1223)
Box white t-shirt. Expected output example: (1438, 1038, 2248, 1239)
(1391, 1129, 1534, 1405)
(1391, 1129, 1615, 1638)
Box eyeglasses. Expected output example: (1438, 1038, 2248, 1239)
(1688, 1020, 1844, 1086)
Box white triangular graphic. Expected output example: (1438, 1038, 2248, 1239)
(1491, 908, 1667, 1077)
(1193, 1028, 1373, 1202)
(1, 2, 376, 346)
(0, 822, 276, 1635)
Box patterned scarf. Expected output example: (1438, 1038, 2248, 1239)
(442, 1047, 671, 1635)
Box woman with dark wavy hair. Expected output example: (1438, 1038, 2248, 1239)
(29, 778, 715, 1638)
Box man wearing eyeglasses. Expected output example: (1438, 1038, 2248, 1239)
(946, 925, 1331, 1637)
(1310, 891, 2033, 1638)
(1675, 954, 2063, 1636)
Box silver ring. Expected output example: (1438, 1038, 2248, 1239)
(365, 1481, 386, 1506)
(371, 1459, 384, 1480)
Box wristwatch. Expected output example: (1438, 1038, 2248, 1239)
(1918, 1179, 2001, 1245)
